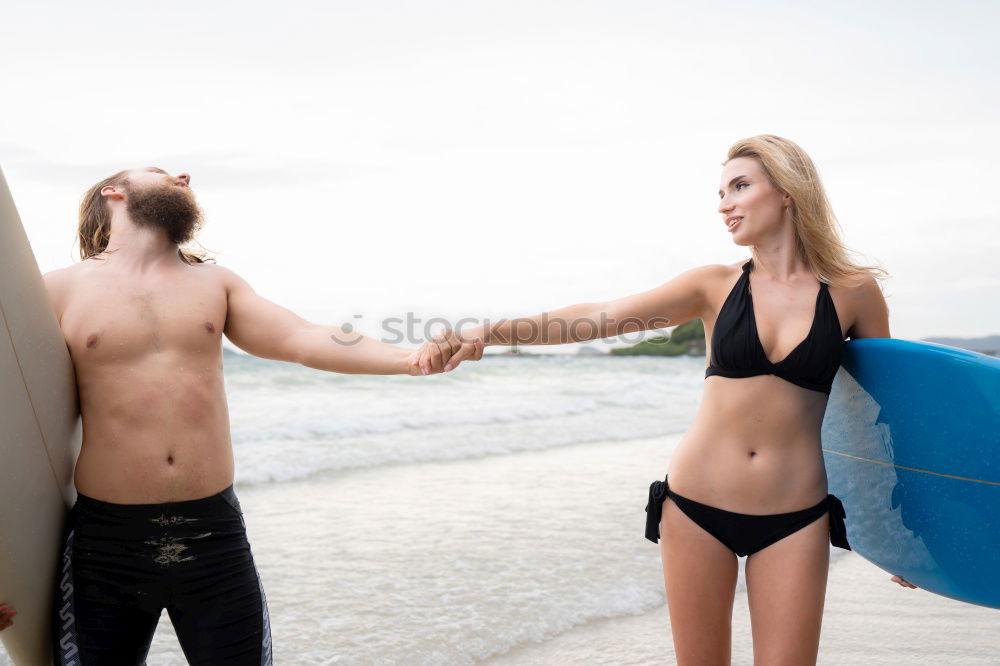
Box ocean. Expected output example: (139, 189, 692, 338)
(217, 350, 703, 486)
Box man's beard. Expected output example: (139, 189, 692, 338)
(125, 181, 205, 245)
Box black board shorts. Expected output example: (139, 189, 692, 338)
(52, 485, 272, 665)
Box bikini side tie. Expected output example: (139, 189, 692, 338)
(826, 494, 852, 550)
(645, 475, 670, 543)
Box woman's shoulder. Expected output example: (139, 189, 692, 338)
(836, 269, 882, 295)
(839, 270, 890, 339)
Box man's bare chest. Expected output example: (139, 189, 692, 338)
(60, 268, 228, 363)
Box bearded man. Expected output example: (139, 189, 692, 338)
(39, 167, 483, 665)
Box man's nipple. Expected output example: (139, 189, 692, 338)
(86, 332, 101, 348)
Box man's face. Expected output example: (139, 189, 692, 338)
(122, 167, 204, 245)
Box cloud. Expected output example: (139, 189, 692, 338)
(0, 144, 378, 189)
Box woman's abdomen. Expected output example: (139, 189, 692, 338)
(667, 375, 831, 513)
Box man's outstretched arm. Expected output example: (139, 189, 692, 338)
(218, 266, 477, 375)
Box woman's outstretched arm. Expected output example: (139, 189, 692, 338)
(436, 263, 722, 362)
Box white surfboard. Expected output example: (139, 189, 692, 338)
(0, 166, 81, 665)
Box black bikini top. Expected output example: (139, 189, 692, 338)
(704, 258, 845, 394)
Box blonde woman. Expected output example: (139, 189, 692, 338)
(429, 134, 913, 664)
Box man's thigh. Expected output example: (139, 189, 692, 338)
(53, 523, 165, 666)
(168, 536, 272, 666)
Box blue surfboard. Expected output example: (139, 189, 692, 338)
(822, 338, 1000, 609)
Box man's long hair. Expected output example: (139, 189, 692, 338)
(77, 169, 215, 264)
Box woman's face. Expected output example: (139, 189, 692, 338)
(717, 156, 790, 246)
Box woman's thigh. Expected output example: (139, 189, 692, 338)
(660, 496, 740, 666)
(745, 512, 830, 666)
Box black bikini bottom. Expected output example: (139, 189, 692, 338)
(644, 474, 851, 557)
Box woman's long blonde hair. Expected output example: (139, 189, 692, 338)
(77, 168, 215, 264)
(725, 134, 888, 290)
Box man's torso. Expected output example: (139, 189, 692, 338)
(49, 256, 234, 502)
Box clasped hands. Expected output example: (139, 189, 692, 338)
(405, 329, 483, 376)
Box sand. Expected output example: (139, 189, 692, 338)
(485, 550, 1000, 665)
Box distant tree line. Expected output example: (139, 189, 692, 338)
(610, 318, 705, 356)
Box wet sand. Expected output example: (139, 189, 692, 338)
(485, 549, 1000, 665)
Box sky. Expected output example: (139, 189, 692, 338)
(2, 0, 998, 352)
